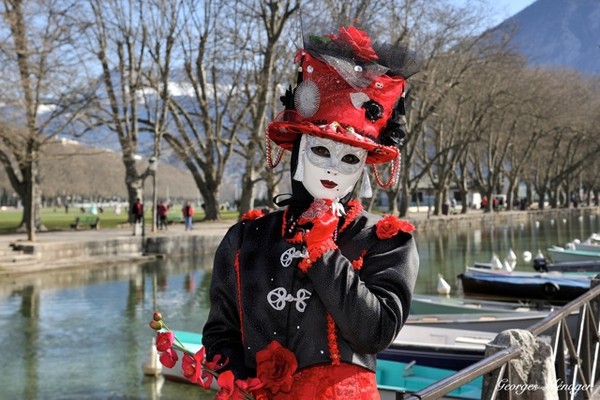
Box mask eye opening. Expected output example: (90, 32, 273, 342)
(311, 146, 330, 158)
(342, 154, 360, 165)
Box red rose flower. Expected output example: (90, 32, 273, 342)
(159, 347, 178, 368)
(256, 341, 298, 395)
(336, 26, 378, 61)
(398, 219, 415, 233)
(214, 371, 236, 399)
(182, 347, 206, 384)
(155, 331, 174, 352)
(241, 209, 266, 221)
(236, 377, 264, 393)
(251, 389, 270, 400)
(376, 215, 415, 239)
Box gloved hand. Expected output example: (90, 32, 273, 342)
(296, 199, 342, 271)
(298, 198, 340, 248)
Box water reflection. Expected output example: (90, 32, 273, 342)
(0, 212, 598, 399)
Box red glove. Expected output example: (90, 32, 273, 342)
(297, 199, 340, 271)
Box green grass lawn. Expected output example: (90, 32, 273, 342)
(0, 206, 240, 233)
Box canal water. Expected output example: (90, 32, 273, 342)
(1, 212, 599, 399)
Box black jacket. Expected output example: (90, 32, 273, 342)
(202, 203, 419, 379)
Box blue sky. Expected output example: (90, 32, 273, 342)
(490, 0, 537, 20)
(453, 0, 537, 27)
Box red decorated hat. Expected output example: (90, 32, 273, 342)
(267, 26, 420, 165)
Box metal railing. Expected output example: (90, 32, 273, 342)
(402, 279, 600, 400)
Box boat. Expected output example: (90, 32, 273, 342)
(546, 246, 600, 263)
(155, 329, 484, 399)
(406, 310, 557, 334)
(458, 269, 592, 304)
(377, 359, 482, 400)
(411, 293, 543, 315)
(532, 255, 600, 273)
(377, 324, 496, 370)
(572, 241, 600, 253)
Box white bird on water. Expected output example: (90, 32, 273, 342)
(437, 274, 452, 295)
(504, 249, 517, 272)
(491, 254, 503, 270)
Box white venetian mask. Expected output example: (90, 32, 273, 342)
(294, 135, 367, 199)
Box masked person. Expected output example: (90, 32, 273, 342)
(203, 24, 420, 399)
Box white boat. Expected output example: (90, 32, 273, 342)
(546, 246, 600, 263)
(406, 310, 553, 333)
(378, 324, 496, 370)
(411, 293, 541, 315)
(570, 235, 600, 253)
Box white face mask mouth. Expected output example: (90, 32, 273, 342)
(294, 135, 367, 199)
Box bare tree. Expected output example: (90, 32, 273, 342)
(382, 0, 500, 216)
(159, 0, 298, 220)
(234, 0, 299, 216)
(0, 0, 93, 240)
(81, 0, 170, 223)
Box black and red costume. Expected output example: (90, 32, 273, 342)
(203, 23, 421, 399)
(202, 199, 419, 397)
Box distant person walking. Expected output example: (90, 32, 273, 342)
(157, 201, 169, 230)
(182, 201, 194, 231)
(131, 198, 143, 235)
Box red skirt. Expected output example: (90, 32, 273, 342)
(273, 363, 379, 400)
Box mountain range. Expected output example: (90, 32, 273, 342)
(492, 0, 600, 76)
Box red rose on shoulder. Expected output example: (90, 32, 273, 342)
(376, 215, 415, 239)
(256, 341, 298, 395)
(241, 208, 267, 221)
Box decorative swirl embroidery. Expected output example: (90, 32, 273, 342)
(280, 247, 308, 268)
(267, 287, 312, 312)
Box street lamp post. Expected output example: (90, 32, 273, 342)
(150, 157, 158, 233)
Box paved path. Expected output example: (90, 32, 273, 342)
(0, 220, 236, 277)
(0, 220, 235, 245)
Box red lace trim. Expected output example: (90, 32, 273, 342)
(326, 313, 341, 366)
(297, 239, 337, 272)
(271, 363, 378, 399)
(234, 250, 245, 344)
(282, 200, 363, 243)
(339, 199, 363, 233)
(351, 249, 368, 271)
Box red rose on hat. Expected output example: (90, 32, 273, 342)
(329, 26, 378, 61)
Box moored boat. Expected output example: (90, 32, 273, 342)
(406, 310, 555, 333)
(458, 269, 591, 304)
(411, 293, 543, 314)
(377, 324, 496, 370)
(546, 246, 600, 263)
(533, 256, 600, 273)
(377, 359, 482, 400)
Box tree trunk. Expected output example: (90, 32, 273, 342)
(398, 183, 410, 217)
(238, 169, 255, 216)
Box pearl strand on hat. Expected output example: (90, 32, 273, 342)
(372, 156, 400, 188)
